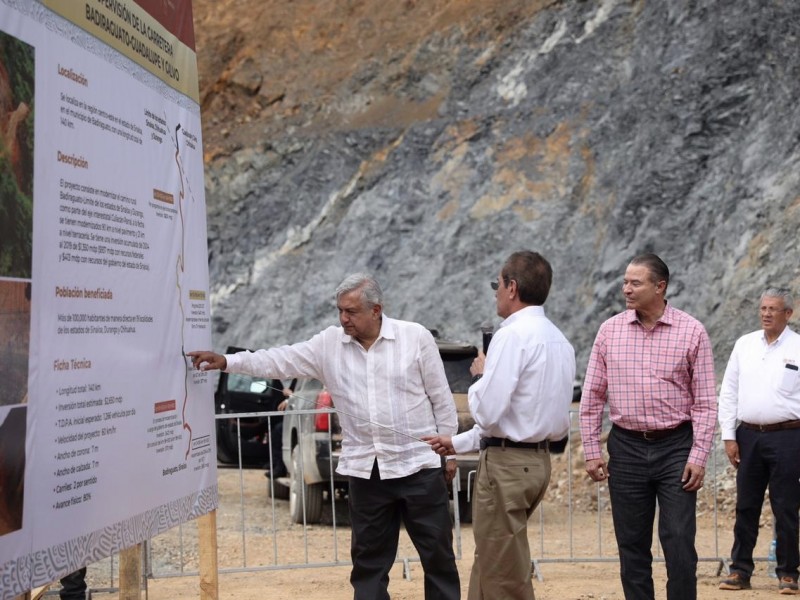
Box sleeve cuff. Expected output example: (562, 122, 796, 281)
(452, 429, 480, 454)
(688, 449, 709, 467)
(583, 444, 603, 462)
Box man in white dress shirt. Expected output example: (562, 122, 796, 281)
(718, 287, 800, 595)
(189, 273, 460, 600)
(424, 250, 576, 600)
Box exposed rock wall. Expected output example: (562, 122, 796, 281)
(198, 0, 800, 376)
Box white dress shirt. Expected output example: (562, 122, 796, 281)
(718, 326, 800, 440)
(452, 305, 576, 455)
(224, 316, 457, 479)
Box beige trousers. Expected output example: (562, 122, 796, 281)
(467, 446, 551, 600)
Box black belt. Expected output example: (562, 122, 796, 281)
(740, 419, 800, 432)
(613, 420, 691, 441)
(480, 437, 549, 451)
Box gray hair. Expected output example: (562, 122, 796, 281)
(762, 287, 794, 311)
(335, 273, 383, 308)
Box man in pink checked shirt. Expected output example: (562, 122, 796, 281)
(579, 253, 716, 600)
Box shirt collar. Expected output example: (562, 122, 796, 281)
(378, 314, 396, 341)
(626, 302, 674, 327)
(760, 325, 790, 347)
(500, 305, 545, 328)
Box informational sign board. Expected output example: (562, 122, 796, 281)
(0, 2, 215, 597)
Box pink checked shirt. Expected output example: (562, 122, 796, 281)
(579, 304, 717, 466)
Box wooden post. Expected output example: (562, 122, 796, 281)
(29, 586, 49, 600)
(198, 510, 219, 600)
(119, 543, 142, 600)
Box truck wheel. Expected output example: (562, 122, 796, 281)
(215, 422, 237, 465)
(289, 446, 323, 523)
(266, 477, 290, 500)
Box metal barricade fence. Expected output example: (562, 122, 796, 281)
(528, 410, 733, 580)
(68, 407, 778, 593)
(143, 408, 434, 581)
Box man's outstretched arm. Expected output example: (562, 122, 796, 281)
(187, 351, 227, 371)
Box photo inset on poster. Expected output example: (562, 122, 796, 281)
(0, 30, 34, 280)
(0, 405, 26, 536)
(0, 280, 30, 406)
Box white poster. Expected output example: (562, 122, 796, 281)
(0, 2, 215, 597)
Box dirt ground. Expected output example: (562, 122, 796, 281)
(144, 559, 784, 600)
(73, 447, 787, 600)
(142, 537, 784, 600)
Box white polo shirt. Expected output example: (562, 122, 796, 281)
(718, 326, 800, 440)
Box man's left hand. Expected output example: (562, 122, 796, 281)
(470, 351, 486, 378)
(444, 459, 457, 483)
(681, 462, 705, 492)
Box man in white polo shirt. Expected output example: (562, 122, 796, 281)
(718, 287, 800, 595)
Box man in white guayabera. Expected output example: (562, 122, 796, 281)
(188, 273, 460, 600)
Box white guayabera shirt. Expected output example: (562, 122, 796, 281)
(224, 316, 458, 479)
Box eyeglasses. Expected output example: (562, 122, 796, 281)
(760, 307, 788, 314)
(490, 276, 511, 291)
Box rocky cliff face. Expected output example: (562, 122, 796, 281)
(194, 0, 800, 374)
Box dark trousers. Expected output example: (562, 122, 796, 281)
(729, 426, 800, 580)
(347, 461, 460, 600)
(607, 424, 698, 600)
(59, 567, 87, 600)
(268, 416, 286, 476)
